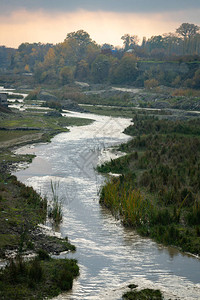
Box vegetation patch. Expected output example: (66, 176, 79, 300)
(123, 288, 163, 300)
(99, 114, 200, 255)
(0, 173, 47, 257)
(7, 94, 24, 100)
(0, 130, 40, 143)
(0, 254, 79, 300)
(0, 110, 93, 150)
(0, 111, 92, 131)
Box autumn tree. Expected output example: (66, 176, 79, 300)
(12, 42, 52, 72)
(59, 66, 74, 84)
(64, 30, 95, 61)
(75, 59, 89, 81)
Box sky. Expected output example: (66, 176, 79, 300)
(0, 0, 200, 48)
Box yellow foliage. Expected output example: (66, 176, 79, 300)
(24, 64, 30, 72)
(144, 79, 159, 89)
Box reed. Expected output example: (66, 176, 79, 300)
(100, 177, 153, 227)
(48, 181, 63, 225)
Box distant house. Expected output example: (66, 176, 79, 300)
(0, 93, 8, 107)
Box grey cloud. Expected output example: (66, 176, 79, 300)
(1, 0, 200, 14)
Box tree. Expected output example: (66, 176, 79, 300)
(63, 30, 98, 63)
(85, 43, 101, 65)
(24, 64, 30, 72)
(91, 54, 111, 83)
(111, 54, 138, 84)
(162, 33, 182, 55)
(43, 48, 56, 67)
(121, 34, 139, 51)
(192, 69, 200, 89)
(101, 43, 114, 50)
(147, 35, 165, 50)
(65, 30, 92, 47)
(59, 66, 74, 84)
(75, 59, 89, 81)
(176, 23, 200, 39)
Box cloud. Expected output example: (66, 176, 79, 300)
(0, 9, 200, 48)
(1, 0, 200, 14)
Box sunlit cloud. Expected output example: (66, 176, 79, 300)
(0, 9, 200, 48)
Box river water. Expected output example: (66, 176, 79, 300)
(14, 111, 200, 300)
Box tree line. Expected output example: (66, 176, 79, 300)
(1, 23, 200, 88)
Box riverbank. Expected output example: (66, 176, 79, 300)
(0, 162, 79, 299)
(0, 106, 94, 254)
(0, 106, 95, 298)
(2, 83, 200, 299)
(98, 114, 200, 256)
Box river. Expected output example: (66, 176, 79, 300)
(14, 111, 200, 300)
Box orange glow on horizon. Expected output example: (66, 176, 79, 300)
(0, 9, 199, 48)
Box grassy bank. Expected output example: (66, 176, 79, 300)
(80, 104, 174, 119)
(0, 110, 93, 131)
(0, 169, 76, 258)
(0, 252, 79, 299)
(0, 108, 93, 256)
(81, 104, 135, 118)
(0, 172, 46, 257)
(0, 109, 93, 150)
(98, 114, 200, 255)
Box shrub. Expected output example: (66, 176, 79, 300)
(37, 249, 50, 260)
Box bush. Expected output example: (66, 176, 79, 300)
(37, 249, 50, 260)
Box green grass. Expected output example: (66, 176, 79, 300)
(0, 111, 93, 149)
(0, 149, 34, 167)
(0, 130, 40, 142)
(0, 111, 93, 130)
